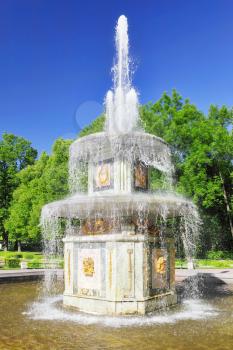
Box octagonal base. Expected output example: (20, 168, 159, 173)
(63, 233, 177, 315)
(63, 292, 177, 315)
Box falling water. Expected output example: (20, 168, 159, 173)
(40, 14, 202, 306)
(68, 132, 174, 193)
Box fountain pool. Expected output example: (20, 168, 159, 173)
(0, 280, 233, 350)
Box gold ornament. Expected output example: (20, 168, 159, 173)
(81, 218, 112, 235)
(156, 256, 166, 274)
(134, 163, 147, 189)
(83, 257, 95, 277)
(97, 163, 110, 186)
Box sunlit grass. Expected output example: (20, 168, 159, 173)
(176, 259, 233, 269)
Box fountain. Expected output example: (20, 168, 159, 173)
(41, 15, 200, 315)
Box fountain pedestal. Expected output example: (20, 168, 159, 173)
(63, 232, 177, 315)
(62, 130, 178, 315)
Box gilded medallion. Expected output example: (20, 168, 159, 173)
(152, 249, 168, 289)
(156, 256, 166, 274)
(83, 257, 95, 277)
(97, 163, 110, 186)
(93, 159, 114, 191)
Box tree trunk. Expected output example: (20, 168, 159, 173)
(17, 240, 21, 252)
(220, 171, 233, 239)
(2, 229, 8, 251)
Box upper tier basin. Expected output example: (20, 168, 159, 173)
(41, 191, 194, 220)
(69, 131, 173, 173)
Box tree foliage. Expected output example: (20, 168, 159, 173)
(0, 133, 37, 249)
(2, 90, 233, 254)
(5, 138, 72, 250)
(141, 91, 233, 251)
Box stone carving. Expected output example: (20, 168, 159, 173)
(108, 251, 112, 289)
(127, 249, 133, 293)
(152, 249, 168, 289)
(93, 159, 114, 191)
(156, 256, 166, 274)
(67, 249, 71, 285)
(83, 257, 95, 277)
(134, 162, 148, 190)
(132, 216, 159, 235)
(78, 249, 101, 290)
(80, 288, 89, 295)
(81, 218, 112, 235)
(79, 288, 99, 297)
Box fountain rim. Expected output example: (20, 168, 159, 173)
(69, 130, 172, 165)
(41, 191, 194, 220)
(71, 130, 169, 147)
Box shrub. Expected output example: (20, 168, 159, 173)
(59, 260, 64, 269)
(5, 257, 20, 268)
(1, 252, 15, 258)
(206, 251, 233, 260)
(0, 252, 23, 259)
(14, 253, 23, 259)
(27, 260, 42, 269)
(22, 252, 34, 260)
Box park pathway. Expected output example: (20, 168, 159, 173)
(1, 268, 233, 284)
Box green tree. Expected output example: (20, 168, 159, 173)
(6, 138, 72, 250)
(5, 152, 49, 251)
(42, 138, 72, 201)
(0, 133, 37, 250)
(178, 106, 233, 245)
(141, 93, 233, 251)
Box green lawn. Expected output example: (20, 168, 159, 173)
(176, 259, 233, 269)
(0, 251, 63, 269)
(0, 251, 43, 260)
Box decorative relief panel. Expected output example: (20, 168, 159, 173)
(93, 159, 114, 191)
(134, 161, 148, 191)
(81, 218, 113, 235)
(78, 249, 101, 291)
(133, 216, 160, 235)
(127, 249, 133, 296)
(83, 257, 94, 277)
(152, 249, 168, 290)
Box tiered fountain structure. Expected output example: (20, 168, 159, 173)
(41, 15, 200, 315)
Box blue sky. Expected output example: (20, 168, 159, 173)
(1, 0, 233, 154)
